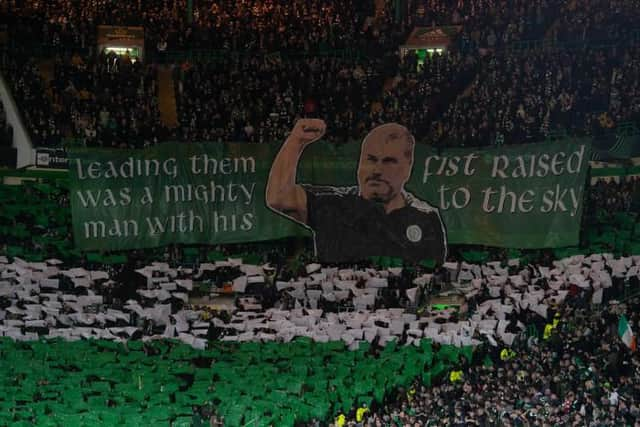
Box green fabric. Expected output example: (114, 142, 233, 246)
(437, 345, 461, 364)
(419, 259, 436, 269)
(460, 345, 474, 363)
(68, 143, 308, 251)
(68, 140, 590, 251)
(430, 361, 446, 379)
(103, 254, 127, 264)
(462, 250, 489, 263)
(207, 250, 226, 261)
(421, 371, 432, 387)
(483, 355, 494, 367)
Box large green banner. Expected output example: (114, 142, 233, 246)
(69, 143, 306, 252)
(410, 141, 590, 248)
(69, 133, 590, 257)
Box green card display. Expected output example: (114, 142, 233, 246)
(0, 337, 473, 426)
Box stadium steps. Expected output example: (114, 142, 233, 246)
(157, 65, 178, 129)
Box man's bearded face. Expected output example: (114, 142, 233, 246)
(357, 125, 413, 204)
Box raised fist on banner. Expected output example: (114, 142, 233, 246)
(288, 119, 326, 147)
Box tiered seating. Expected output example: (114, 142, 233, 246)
(10, 0, 639, 147)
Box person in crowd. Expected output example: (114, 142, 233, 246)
(6, 0, 639, 149)
(329, 295, 640, 427)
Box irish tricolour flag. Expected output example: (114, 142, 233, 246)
(618, 315, 637, 351)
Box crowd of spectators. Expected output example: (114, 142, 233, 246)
(174, 55, 389, 144)
(1, 0, 400, 146)
(370, 49, 477, 140)
(607, 46, 640, 128)
(173, 38, 640, 146)
(2, 0, 640, 149)
(1, 4, 639, 425)
(48, 49, 166, 148)
(5, 0, 187, 51)
(429, 43, 640, 147)
(588, 177, 640, 215)
(551, 0, 640, 44)
(3, 0, 390, 54)
(2, 55, 63, 146)
(3, 49, 166, 148)
(0, 151, 638, 426)
(1, 176, 637, 296)
(1, 172, 638, 426)
(6, 219, 638, 426)
(329, 294, 640, 426)
(186, 0, 391, 54)
(411, 0, 562, 51)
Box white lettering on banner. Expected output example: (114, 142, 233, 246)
(481, 185, 580, 216)
(422, 153, 478, 183)
(189, 155, 256, 175)
(540, 185, 581, 216)
(84, 219, 139, 238)
(75, 158, 179, 180)
(76, 188, 132, 207)
(420, 144, 587, 217)
(145, 211, 204, 234)
(144, 211, 253, 235)
(163, 181, 256, 205)
(490, 145, 585, 179)
(438, 185, 471, 210)
(74, 155, 256, 179)
(481, 187, 536, 214)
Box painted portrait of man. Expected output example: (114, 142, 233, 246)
(266, 119, 447, 263)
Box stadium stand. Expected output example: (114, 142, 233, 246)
(0, 0, 640, 426)
(6, 0, 639, 148)
(0, 174, 639, 425)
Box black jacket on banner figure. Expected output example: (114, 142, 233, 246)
(266, 119, 447, 263)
